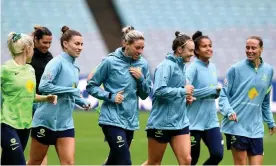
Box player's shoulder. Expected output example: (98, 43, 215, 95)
(1, 60, 14, 71)
(26, 64, 35, 71)
(232, 60, 246, 68)
(262, 62, 273, 70)
(46, 55, 63, 67)
(187, 61, 197, 69)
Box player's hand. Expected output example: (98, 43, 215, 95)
(82, 104, 91, 111)
(185, 85, 194, 96)
(228, 113, 238, 122)
(115, 91, 124, 104)
(186, 95, 196, 104)
(46, 94, 57, 105)
(216, 85, 222, 93)
(129, 67, 142, 80)
(269, 126, 276, 135)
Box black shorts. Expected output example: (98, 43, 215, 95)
(31, 126, 75, 145)
(147, 126, 189, 143)
(225, 134, 263, 155)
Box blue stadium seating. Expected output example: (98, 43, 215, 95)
(113, 0, 276, 78)
(1, 0, 108, 76)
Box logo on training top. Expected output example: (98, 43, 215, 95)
(261, 74, 268, 82)
(248, 87, 259, 100)
(223, 78, 228, 86)
(42, 72, 53, 80)
(72, 82, 77, 88)
(26, 80, 35, 93)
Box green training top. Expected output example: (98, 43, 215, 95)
(1, 60, 36, 129)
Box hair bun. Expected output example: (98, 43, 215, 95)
(34, 25, 43, 31)
(61, 26, 70, 34)
(192, 31, 203, 41)
(175, 31, 181, 37)
(8, 32, 16, 40)
(122, 26, 135, 34)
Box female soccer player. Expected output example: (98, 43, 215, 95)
(30, 26, 53, 95)
(186, 31, 223, 165)
(27, 26, 90, 165)
(144, 31, 194, 165)
(1, 32, 57, 165)
(86, 28, 152, 165)
(27, 25, 53, 165)
(86, 26, 135, 113)
(219, 36, 276, 165)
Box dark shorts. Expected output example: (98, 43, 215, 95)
(31, 126, 75, 145)
(147, 126, 190, 143)
(101, 125, 134, 165)
(225, 134, 263, 155)
(1, 123, 30, 165)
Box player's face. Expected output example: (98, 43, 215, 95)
(246, 39, 262, 61)
(63, 35, 83, 58)
(26, 42, 34, 63)
(34, 35, 52, 53)
(126, 39, 144, 60)
(197, 38, 213, 60)
(180, 40, 194, 62)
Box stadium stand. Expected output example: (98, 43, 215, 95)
(1, 0, 108, 76)
(113, 0, 276, 78)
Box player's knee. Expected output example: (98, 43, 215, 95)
(179, 155, 192, 165)
(60, 159, 74, 165)
(28, 158, 44, 165)
(147, 157, 162, 165)
(185, 155, 192, 165)
(210, 151, 223, 163)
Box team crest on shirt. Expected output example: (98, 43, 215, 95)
(26, 80, 35, 93)
(72, 82, 77, 88)
(248, 87, 259, 100)
(261, 74, 268, 82)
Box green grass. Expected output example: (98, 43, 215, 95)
(24, 111, 276, 165)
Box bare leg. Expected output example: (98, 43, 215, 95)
(248, 154, 263, 165)
(55, 138, 75, 165)
(170, 134, 191, 165)
(231, 147, 247, 165)
(27, 138, 49, 165)
(146, 138, 167, 165)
